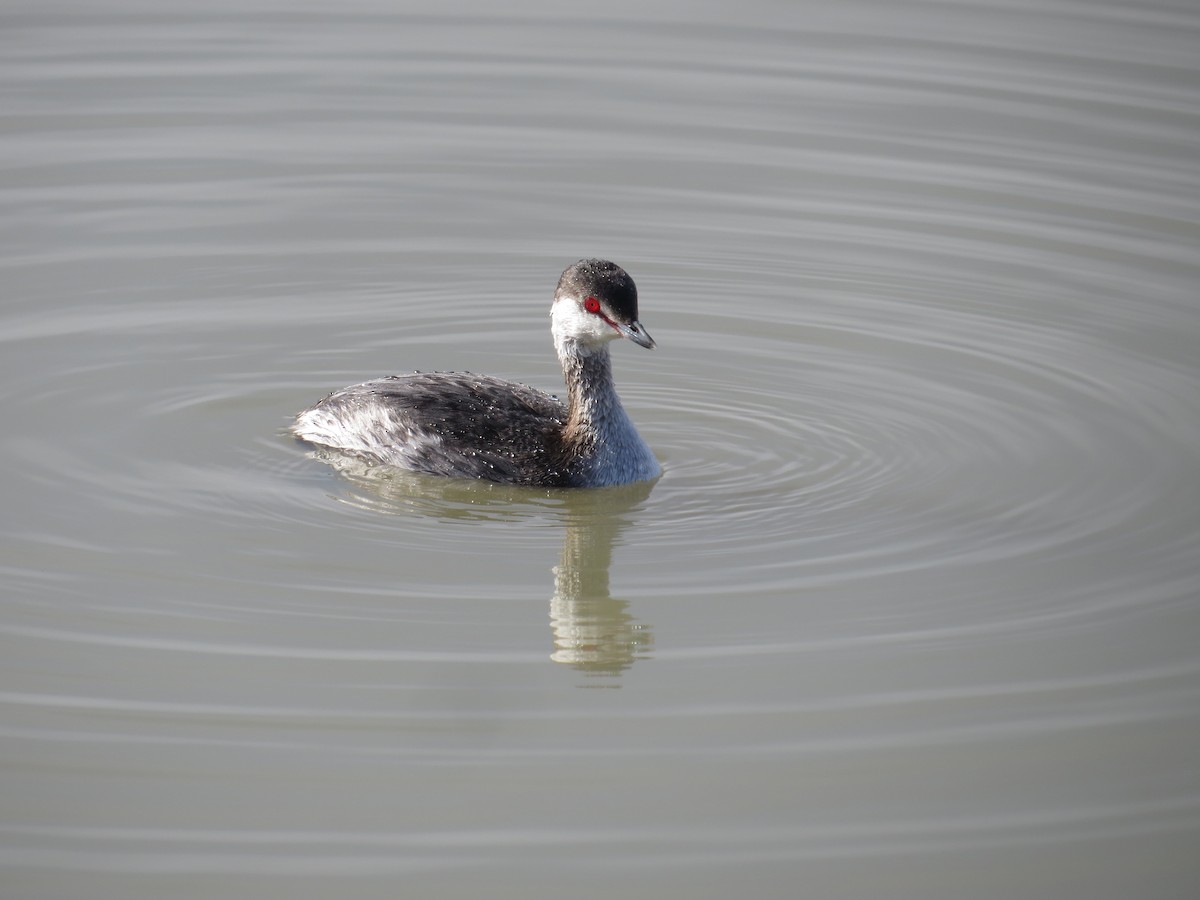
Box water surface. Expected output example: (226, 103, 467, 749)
(2, 1, 1199, 897)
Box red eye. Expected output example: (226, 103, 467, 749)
(584, 296, 601, 313)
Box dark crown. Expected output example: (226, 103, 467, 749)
(555, 259, 639, 322)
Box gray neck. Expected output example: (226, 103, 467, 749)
(553, 335, 659, 486)
(557, 340, 622, 453)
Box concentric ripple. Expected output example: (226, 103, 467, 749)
(2, 1, 1199, 896)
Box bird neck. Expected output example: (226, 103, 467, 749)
(556, 338, 622, 450)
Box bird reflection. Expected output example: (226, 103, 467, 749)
(301, 447, 655, 676)
(549, 483, 655, 676)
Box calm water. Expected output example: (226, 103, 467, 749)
(3, 1, 1199, 897)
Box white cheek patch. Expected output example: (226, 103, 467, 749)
(551, 300, 620, 352)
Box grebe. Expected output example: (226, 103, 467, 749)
(291, 259, 661, 487)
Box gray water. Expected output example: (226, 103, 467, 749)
(3, 1, 1199, 897)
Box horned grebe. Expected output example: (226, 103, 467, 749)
(291, 259, 661, 487)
